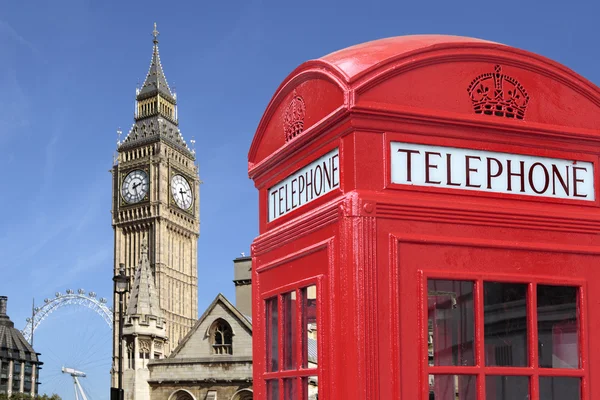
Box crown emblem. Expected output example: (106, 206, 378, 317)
(284, 90, 306, 142)
(467, 65, 529, 119)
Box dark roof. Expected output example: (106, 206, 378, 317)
(119, 25, 194, 158)
(119, 115, 194, 158)
(137, 32, 175, 103)
(0, 297, 40, 363)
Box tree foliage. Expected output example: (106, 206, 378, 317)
(0, 394, 61, 400)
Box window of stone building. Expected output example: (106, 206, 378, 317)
(12, 362, 21, 392)
(172, 390, 194, 400)
(231, 389, 253, 400)
(127, 341, 135, 369)
(211, 319, 233, 355)
(139, 339, 151, 368)
(23, 362, 32, 392)
(0, 360, 7, 392)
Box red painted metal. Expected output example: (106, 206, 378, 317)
(248, 35, 600, 400)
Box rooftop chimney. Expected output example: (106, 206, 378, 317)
(0, 296, 7, 316)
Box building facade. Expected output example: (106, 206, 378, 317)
(148, 292, 253, 400)
(111, 23, 200, 388)
(0, 297, 42, 396)
(116, 254, 255, 399)
(122, 234, 168, 400)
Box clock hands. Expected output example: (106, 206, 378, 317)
(131, 181, 144, 198)
(171, 176, 191, 209)
(122, 170, 148, 204)
(179, 188, 187, 204)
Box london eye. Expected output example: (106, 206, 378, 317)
(20, 289, 113, 400)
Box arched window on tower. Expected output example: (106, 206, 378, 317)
(231, 389, 253, 400)
(171, 390, 194, 400)
(210, 318, 233, 355)
(127, 340, 135, 369)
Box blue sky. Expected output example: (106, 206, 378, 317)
(1, 0, 599, 398)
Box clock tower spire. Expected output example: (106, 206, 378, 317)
(111, 23, 200, 388)
(119, 22, 193, 157)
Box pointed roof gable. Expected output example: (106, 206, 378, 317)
(169, 293, 252, 358)
(126, 234, 162, 318)
(137, 23, 175, 103)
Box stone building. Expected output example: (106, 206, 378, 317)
(112, 24, 256, 400)
(147, 291, 253, 400)
(0, 296, 43, 396)
(122, 234, 168, 400)
(118, 252, 254, 399)
(111, 22, 200, 389)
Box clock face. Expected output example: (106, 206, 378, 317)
(171, 174, 193, 210)
(121, 170, 149, 204)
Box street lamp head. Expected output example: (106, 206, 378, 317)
(113, 263, 129, 294)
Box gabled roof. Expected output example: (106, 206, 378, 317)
(169, 293, 252, 358)
(137, 23, 175, 103)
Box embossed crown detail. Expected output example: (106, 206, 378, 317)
(284, 90, 306, 142)
(467, 65, 530, 119)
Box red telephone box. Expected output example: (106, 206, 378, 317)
(248, 35, 600, 400)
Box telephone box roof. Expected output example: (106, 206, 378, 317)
(319, 35, 499, 81)
(249, 34, 600, 171)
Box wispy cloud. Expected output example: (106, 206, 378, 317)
(200, 0, 264, 61)
(33, 247, 112, 292)
(40, 133, 61, 194)
(0, 70, 30, 140)
(0, 19, 43, 59)
(0, 20, 46, 144)
(0, 175, 108, 272)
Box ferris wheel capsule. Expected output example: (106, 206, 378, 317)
(34, 307, 39, 312)
(100, 298, 107, 303)
(26, 318, 31, 322)
(78, 289, 85, 294)
(55, 292, 61, 297)
(44, 298, 49, 303)
(89, 292, 96, 297)
(66, 289, 74, 294)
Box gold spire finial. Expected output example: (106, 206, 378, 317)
(152, 22, 159, 44)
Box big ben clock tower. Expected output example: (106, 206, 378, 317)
(111, 23, 199, 377)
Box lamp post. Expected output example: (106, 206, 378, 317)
(112, 263, 129, 400)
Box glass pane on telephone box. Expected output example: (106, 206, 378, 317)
(428, 280, 475, 367)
